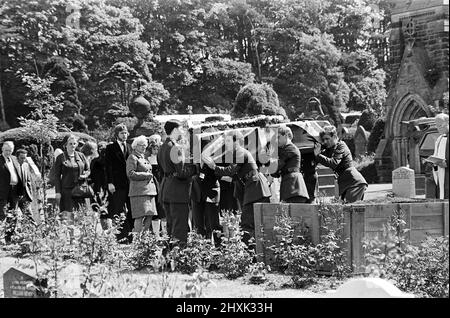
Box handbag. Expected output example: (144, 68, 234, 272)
(71, 180, 94, 199)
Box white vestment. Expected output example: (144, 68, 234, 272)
(432, 135, 447, 199)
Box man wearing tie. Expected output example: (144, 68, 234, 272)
(0, 141, 23, 243)
(105, 124, 133, 243)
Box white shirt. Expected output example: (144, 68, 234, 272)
(432, 135, 447, 199)
(3, 155, 19, 185)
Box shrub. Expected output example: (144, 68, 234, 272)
(127, 231, 168, 270)
(168, 232, 216, 274)
(367, 118, 385, 154)
(357, 109, 377, 131)
(354, 154, 378, 184)
(214, 212, 254, 279)
(234, 83, 287, 118)
(364, 208, 449, 298)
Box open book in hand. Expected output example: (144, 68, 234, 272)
(424, 155, 445, 165)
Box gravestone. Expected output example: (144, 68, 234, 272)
(354, 125, 371, 157)
(3, 267, 36, 298)
(392, 166, 416, 198)
(327, 277, 414, 298)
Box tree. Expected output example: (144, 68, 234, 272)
(42, 56, 86, 131)
(357, 108, 378, 131)
(234, 82, 286, 118)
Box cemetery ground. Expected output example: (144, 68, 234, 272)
(0, 183, 447, 298)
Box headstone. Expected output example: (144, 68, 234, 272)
(354, 125, 370, 157)
(392, 166, 416, 198)
(327, 277, 414, 298)
(3, 267, 36, 298)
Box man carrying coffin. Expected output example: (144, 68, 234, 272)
(158, 119, 196, 246)
(270, 126, 309, 203)
(202, 129, 271, 246)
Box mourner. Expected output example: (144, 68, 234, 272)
(146, 134, 167, 239)
(0, 142, 29, 242)
(158, 119, 196, 246)
(127, 136, 158, 233)
(191, 129, 222, 246)
(272, 126, 310, 203)
(202, 130, 271, 246)
(15, 149, 35, 224)
(105, 124, 133, 243)
(314, 125, 367, 203)
(53, 134, 91, 214)
(431, 113, 449, 199)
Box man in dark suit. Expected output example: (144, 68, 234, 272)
(104, 124, 133, 243)
(271, 126, 310, 203)
(158, 119, 196, 246)
(0, 141, 24, 243)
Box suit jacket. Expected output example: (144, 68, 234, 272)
(214, 148, 271, 206)
(0, 155, 25, 200)
(273, 142, 309, 201)
(191, 164, 220, 203)
(126, 151, 157, 197)
(315, 140, 367, 195)
(18, 161, 33, 202)
(105, 141, 131, 190)
(157, 137, 196, 204)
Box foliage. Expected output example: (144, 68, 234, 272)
(354, 153, 378, 184)
(214, 211, 254, 279)
(247, 262, 271, 284)
(357, 108, 378, 132)
(364, 208, 449, 298)
(234, 82, 286, 118)
(367, 117, 385, 154)
(168, 232, 216, 274)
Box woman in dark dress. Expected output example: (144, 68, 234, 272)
(314, 125, 367, 203)
(54, 134, 90, 215)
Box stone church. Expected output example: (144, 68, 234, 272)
(376, 0, 449, 183)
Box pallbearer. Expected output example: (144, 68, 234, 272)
(314, 125, 367, 203)
(158, 119, 196, 246)
(272, 126, 309, 203)
(202, 130, 271, 246)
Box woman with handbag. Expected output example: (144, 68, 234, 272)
(54, 134, 91, 215)
(127, 135, 158, 233)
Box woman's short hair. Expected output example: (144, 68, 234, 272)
(131, 135, 148, 150)
(319, 125, 338, 140)
(148, 134, 162, 146)
(80, 141, 98, 158)
(61, 134, 79, 148)
(279, 126, 293, 139)
(16, 148, 28, 156)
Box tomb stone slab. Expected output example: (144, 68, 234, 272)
(392, 166, 416, 198)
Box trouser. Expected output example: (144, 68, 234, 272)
(191, 199, 222, 246)
(283, 196, 309, 203)
(241, 197, 270, 246)
(107, 188, 133, 243)
(341, 184, 367, 203)
(164, 202, 190, 245)
(303, 171, 318, 203)
(0, 185, 19, 243)
(133, 216, 152, 232)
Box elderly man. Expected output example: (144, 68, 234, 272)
(431, 113, 449, 199)
(0, 141, 23, 242)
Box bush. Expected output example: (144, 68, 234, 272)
(214, 212, 254, 279)
(364, 208, 449, 298)
(357, 109, 378, 131)
(127, 231, 168, 270)
(354, 154, 378, 184)
(367, 118, 385, 154)
(168, 232, 216, 274)
(234, 83, 287, 118)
